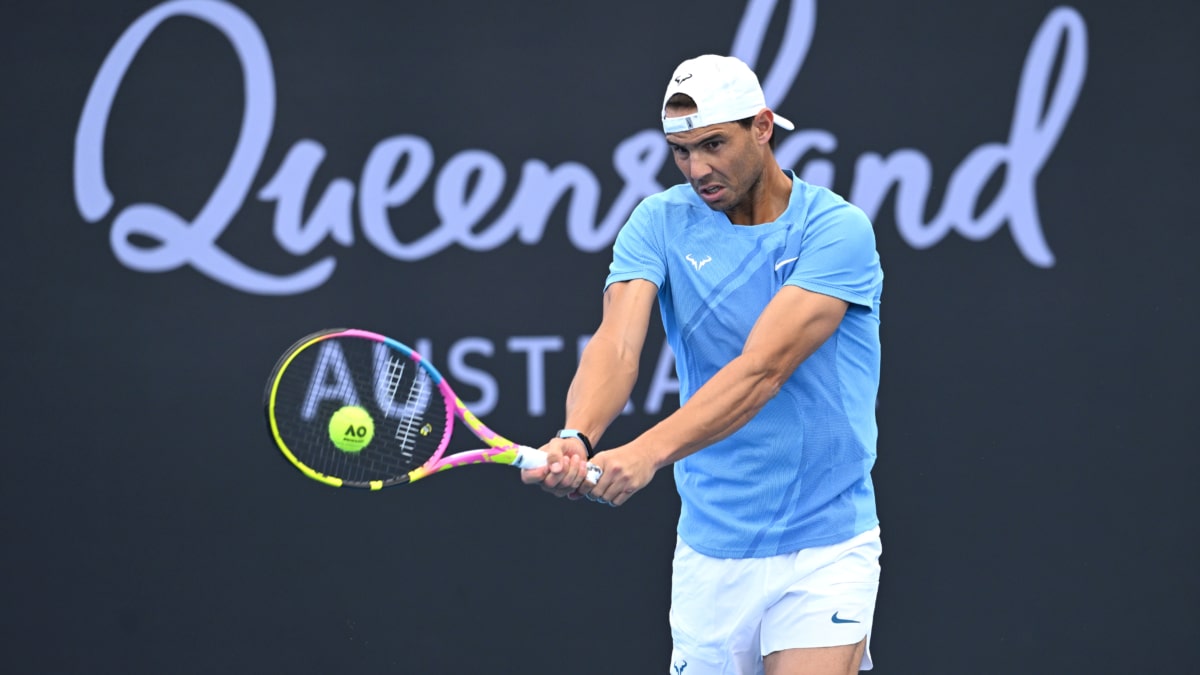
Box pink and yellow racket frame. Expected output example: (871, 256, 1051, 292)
(266, 328, 543, 489)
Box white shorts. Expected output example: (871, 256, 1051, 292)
(668, 527, 882, 675)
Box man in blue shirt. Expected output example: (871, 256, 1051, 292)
(524, 54, 884, 674)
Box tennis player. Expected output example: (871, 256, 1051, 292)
(524, 54, 884, 675)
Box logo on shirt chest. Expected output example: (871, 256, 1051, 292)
(685, 254, 712, 270)
(774, 256, 799, 271)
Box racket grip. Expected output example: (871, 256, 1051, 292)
(513, 447, 603, 485)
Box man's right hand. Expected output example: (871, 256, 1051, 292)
(521, 436, 591, 498)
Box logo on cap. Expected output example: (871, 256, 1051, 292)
(674, 74, 693, 85)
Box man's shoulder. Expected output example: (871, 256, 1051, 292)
(788, 175, 846, 207)
(788, 176, 872, 228)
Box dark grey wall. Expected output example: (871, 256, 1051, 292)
(4, 1, 1197, 672)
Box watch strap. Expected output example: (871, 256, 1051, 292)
(555, 428, 593, 457)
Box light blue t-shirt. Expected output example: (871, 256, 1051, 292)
(605, 171, 883, 558)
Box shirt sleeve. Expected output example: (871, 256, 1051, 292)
(605, 198, 667, 291)
(786, 201, 882, 309)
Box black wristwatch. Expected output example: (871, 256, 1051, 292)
(555, 428, 594, 458)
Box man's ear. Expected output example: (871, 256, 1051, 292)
(754, 109, 775, 144)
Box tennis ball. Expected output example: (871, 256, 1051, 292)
(328, 405, 374, 453)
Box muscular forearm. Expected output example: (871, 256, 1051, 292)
(635, 352, 783, 469)
(560, 279, 656, 447)
(563, 331, 640, 445)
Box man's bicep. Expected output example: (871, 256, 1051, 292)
(595, 279, 658, 356)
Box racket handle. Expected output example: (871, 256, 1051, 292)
(514, 447, 603, 485)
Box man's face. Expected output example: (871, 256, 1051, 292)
(664, 115, 765, 214)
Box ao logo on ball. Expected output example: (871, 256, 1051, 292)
(327, 405, 374, 453)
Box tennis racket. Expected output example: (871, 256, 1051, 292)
(263, 328, 602, 489)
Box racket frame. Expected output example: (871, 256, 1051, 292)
(265, 328, 576, 489)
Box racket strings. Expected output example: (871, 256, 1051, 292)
(384, 356, 428, 462)
(271, 336, 451, 486)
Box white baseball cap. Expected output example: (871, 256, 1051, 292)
(661, 54, 795, 134)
